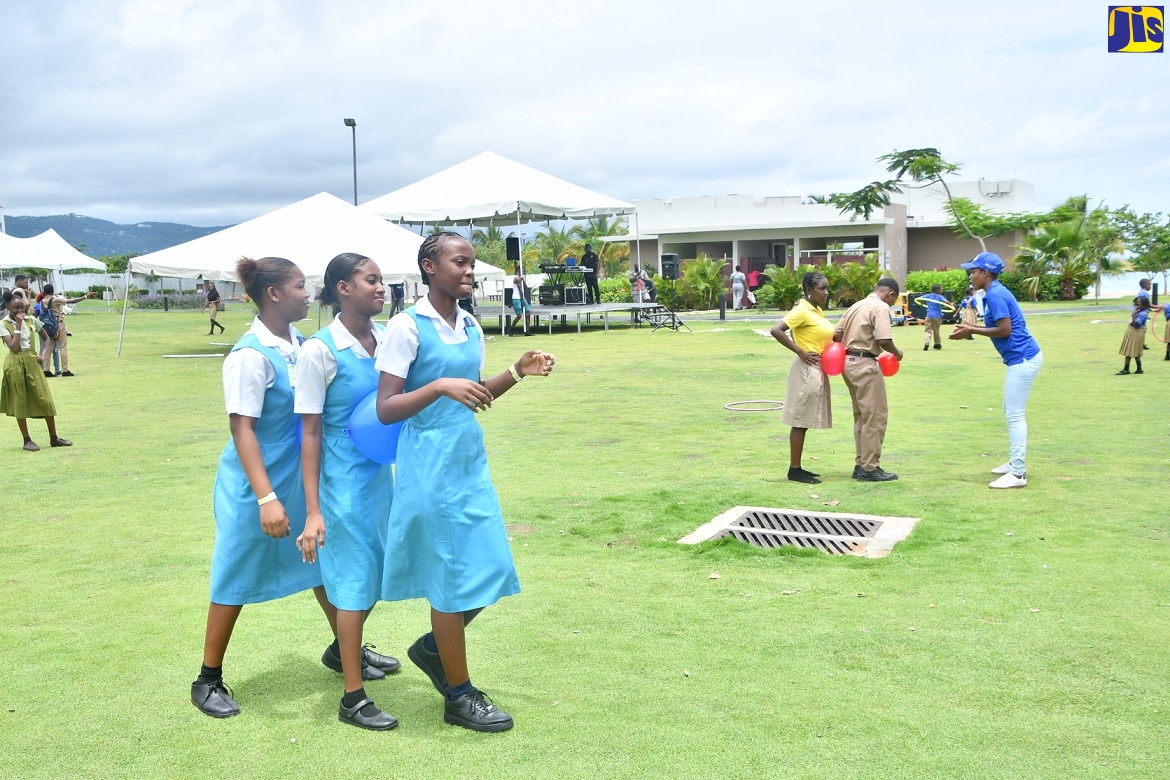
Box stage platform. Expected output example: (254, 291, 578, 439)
(488, 302, 669, 334)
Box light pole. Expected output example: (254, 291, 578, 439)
(343, 118, 357, 206)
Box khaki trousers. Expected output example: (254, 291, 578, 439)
(53, 323, 70, 372)
(923, 317, 941, 346)
(841, 356, 888, 471)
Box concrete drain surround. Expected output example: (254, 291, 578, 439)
(679, 507, 920, 558)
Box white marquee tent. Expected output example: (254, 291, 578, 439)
(128, 192, 446, 286)
(0, 228, 108, 272)
(359, 151, 636, 226)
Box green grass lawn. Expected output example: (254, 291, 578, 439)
(3, 301, 1167, 779)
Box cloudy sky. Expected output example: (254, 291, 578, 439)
(1, 0, 1166, 226)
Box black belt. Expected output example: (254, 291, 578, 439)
(846, 349, 878, 359)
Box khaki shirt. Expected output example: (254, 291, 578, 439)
(834, 293, 893, 355)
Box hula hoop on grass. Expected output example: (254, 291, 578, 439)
(724, 400, 785, 412)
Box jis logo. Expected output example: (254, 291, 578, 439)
(1108, 6, 1164, 52)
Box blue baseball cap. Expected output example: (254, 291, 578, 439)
(960, 252, 1005, 274)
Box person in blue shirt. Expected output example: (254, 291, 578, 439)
(949, 253, 1042, 489)
(919, 284, 949, 351)
(1117, 295, 1151, 375)
(1136, 278, 1153, 350)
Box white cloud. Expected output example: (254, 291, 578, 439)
(1, 0, 1165, 226)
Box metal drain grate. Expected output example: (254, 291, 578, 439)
(679, 507, 920, 558)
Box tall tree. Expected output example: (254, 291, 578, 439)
(571, 216, 628, 279)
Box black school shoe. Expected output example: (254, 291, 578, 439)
(362, 644, 401, 674)
(322, 644, 386, 681)
(407, 635, 448, 695)
(787, 467, 821, 484)
(191, 678, 240, 718)
(444, 688, 513, 733)
(854, 467, 899, 482)
(338, 696, 398, 731)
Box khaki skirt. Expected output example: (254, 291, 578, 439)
(780, 356, 832, 429)
(1119, 324, 1146, 358)
(2, 350, 56, 419)
(1164, 320, 1170, 344)
(962, 308, 978, 326)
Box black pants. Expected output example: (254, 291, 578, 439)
(584, 275, 600, 304)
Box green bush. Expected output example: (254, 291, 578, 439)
(997, 272, 1089, 302)
(755, 265, 802, 311)
(599, 277, 631, 303)
(905, 269, 971, 301)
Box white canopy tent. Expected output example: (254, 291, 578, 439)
(359, 152, 637, 332)
(121, 192, 506, 354)
(128, 192, 439, 286)
(0, 228, 108, 272)
(358, 151, 636, 225)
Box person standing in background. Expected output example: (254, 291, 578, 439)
(581, 244, 601, 305)
(730, 265, 747, 310)
(203, 281, 226, 335)
(39, 283, 94, 378)
(388, 282, 405, 318)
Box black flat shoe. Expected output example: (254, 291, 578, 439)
(338, 696, 397, 731)
(362, 644, 401, 674)
(322, 644, 386, 681)
(444, 688, 513, 733)
(60, 371, 75, 377)
(855, 467, 898, 482)
(192, 678, 240, 718)
(787, 467, 821, 484)
(407, 635, 448, 696)
(1116, 369, 1130, 375)
(50, 437, 72, 447)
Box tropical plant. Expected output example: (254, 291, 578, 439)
(572, 216, 628, 278)
(470, 223, 508, 246)
(526, 224, 576, 264)
(835, 257, 883, 306)
(602, 254, 630, 280)
(1014, 220, 1095, 300)
(675, 254, 728, 310)
(831, 147, 990, 252)
(1114, 206, 1170, 289)
(754, 265, 802, 311)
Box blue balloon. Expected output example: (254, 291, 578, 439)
(348, 390, 403, 465)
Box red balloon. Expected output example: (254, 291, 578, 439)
(821, 341, 845, 376)
(878, 352, 900, 377)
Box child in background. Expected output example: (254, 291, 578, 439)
(919, 284, 949, 351)
(1, 291, 73, 451)
(1117, 295, 1150, 375)
(958, 286, 977, 339)
(374, 232, 555, 733)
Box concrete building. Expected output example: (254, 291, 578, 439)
(623, 178, 1035, 281)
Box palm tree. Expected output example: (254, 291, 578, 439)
(528, 225, 576, 264)
(1015, 220, 1094, 300)
(572, 216, 628, 278)
(677, 253, 729, 310)
(470, 223, 508, 246)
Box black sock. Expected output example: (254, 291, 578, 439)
(197, 664, 222, 684)
(342, 687, 366, 708)
(328, 638, 340, 655)
(448, 680, 473, 700)
(422, 632, 437, 653)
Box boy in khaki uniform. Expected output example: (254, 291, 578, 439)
(833, 278, 904, 482)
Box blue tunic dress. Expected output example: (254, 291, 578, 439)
(381, 309, 520, 613)
(209, 332, 321, 605)
(312, 326, 392, 612)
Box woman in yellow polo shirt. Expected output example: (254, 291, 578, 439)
(770, 272, 834, 484)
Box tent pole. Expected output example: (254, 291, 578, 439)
(116, 269, 130, 356)
(516, 208, 523, 335)
(634, 212, 641, 271)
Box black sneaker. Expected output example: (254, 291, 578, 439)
(933, 344, 941, 350)
(192, 678, 240, 718)
(338, 696, 398, 731)
(322, 644, 386, 681)
(362, 644, 401, 674)
(851, 466, 862, 479)
(444, 688, 513, 733)
(407, 635, 448, 695)
(854, 467, 898, 482)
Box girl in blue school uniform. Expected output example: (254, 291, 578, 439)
(192, 257, 354, 718)
(294, 253, 401, 731)
(374, 232, 555, 733)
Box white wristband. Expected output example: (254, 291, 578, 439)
(509, 363, 523, 382)
(257, 491, 278, 506)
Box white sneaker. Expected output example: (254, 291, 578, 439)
(989, 473, 1027, 489)
(991, 463, 1012, 475)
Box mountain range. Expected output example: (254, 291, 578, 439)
(2, 214, 232, 258)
